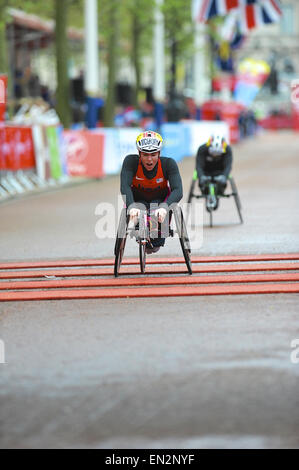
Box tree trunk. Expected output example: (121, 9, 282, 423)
(170, 37, 177, 97)
(131, 14, 141, 108)
(54, 0, 71, 128)
(103, 0, 118, 127)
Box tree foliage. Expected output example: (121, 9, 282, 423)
(162, 0, 194, 94)
(99, 0, 120, 126)
(0, 0, 201, 125)
(0, 0, 9, 74)
(121, 0, 155, 106)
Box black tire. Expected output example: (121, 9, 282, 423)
(114, 236, 127, 277)
(114, 208, 127, 255)
(138, 210, 148, 274)
(230, 177, 243, 224)
(209, 210, 213, 227)
(114, 208, 128, 277)
(139, 241, 146, 274)
(173, 206, 192, 275)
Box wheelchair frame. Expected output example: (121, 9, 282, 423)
(114, 205, 192, 277)
(186, 170, 243, 228)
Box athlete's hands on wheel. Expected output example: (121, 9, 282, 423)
(155, 207, 167, 223)
(128, 207, 140, 225)
(199, 175, 209, 186)
(214, 174, 226, 185)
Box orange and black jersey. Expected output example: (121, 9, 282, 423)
(120, 154, 183, 207)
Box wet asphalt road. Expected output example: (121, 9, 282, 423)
(0, 130, 298, 448)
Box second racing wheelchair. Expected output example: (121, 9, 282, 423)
(114, 204, 192, 277)
(186, 170, 243, 228)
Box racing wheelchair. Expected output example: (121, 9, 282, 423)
(114, 205, 192, 277)
(186, 170, 243, 228)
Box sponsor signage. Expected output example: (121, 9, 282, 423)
(63, 130, 105, 178)
(0, 75, 7, 122)
(1, 126, 35, 171)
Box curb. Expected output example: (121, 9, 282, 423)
(0, 177, 95, 205)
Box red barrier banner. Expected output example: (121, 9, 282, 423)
(0, 76, 7, 170)
(3, 126, 36, 171)
(0, 122, 5, 170)
(63, 130, 105, 178)
(0, 75, 7, 123)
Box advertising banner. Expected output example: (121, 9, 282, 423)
(181, 120, 230, 156)
(0, 75, 7, 172)
(161, 123, 190, 162)
(32, 125, 48, 181)
(46, 126, 63, 180)
(118, 128, 142, 165)
(63, 130, 105, 178)
(3, 126, 36, 171)
(19, 127, 36, 169)
(0, 122, 5, 171)
(57, 126, 68, 175)
(0, 75, 7, 123)
(93, 128, 119, 175)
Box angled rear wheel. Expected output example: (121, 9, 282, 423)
(173, 206, 192, 275)
(114, 208, 129, 277)
(230, 177, 243, 224)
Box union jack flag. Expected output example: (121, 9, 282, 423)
(192, 0, 282, 34)
(238, 0, 282, 34)
(192, 0, 239, 22)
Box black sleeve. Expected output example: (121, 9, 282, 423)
(161, 158, 183, 207)
(196, 144, 208, 178)
(120, 154, 139, 208)
(222, 146, 233, 178)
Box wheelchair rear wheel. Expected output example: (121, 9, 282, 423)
(114, 208, 129, 277)
(230, 177, 243, 224)
(173, 206, 192, 275)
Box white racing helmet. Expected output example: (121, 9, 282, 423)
(136, 131, 163, 154)
(208, 134, 227, 157)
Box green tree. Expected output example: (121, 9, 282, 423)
(54, 0, 71, 128)
(98, 0, 120, 127)
(162, 0, 193, 96)
(0, 0, 9, 74)
(1, 0, 80, 126)
(123, 0, 155, 107)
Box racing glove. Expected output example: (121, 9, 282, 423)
(214, 174, 227, 185)
(199, 175, 209, 186)
(128, 207, 140, 224)
(155, 207, 167, 223)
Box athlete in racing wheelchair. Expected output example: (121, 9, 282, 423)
(114, 131, 192, 276)
(186, 134, 243, 226)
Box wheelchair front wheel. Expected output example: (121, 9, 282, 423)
(139, 241, 146, 274)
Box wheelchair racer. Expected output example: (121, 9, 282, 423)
(196, 134, 232, 199)
(120, 131, 183, 253)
